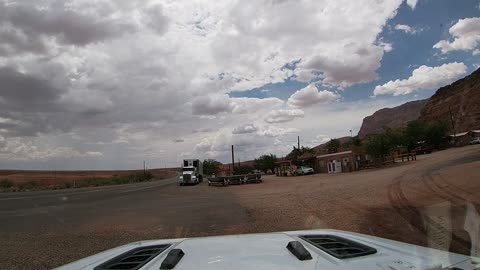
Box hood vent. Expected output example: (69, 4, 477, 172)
(299, 235, 376, 259)
(95, 244, 171, 270)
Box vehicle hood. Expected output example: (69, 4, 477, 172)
(182, 171, 194, 175)
(54, 229, 476, 270)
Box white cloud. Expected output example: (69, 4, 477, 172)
(84, 151, 103, 157)
(231, 97, 284, 114)
(232, 124, 257, 134)
(373, 62, 468, 96)
(0, 135, 103, 160)
(0, 0, 410, 168)
(394, 24, 416, 34)
(257, 125, 298, 138)
(406, 0, 418, 9)
(287, 83, 338, 108)
(311, 134, 331, 145)
(265, 109, 305, 124)
(191, 94, 234, 115)
(433, 17, 480, 55)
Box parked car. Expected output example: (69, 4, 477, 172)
(469, 137, 480, 145)
(295, 166, 314, 175)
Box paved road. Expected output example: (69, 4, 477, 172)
(0, 177, 251, 269)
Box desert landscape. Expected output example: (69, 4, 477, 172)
(1, 144, 479, 269)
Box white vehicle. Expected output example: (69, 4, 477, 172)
(179, 159, 203, 185)
(469, 137, 480, 145)
(295, 166, 314, 175)
(54, 229, 478, 270)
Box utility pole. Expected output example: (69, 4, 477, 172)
(449, 106, 456, 137)
(231, 145, 235, 174)
(297, 136, 300, 149)
(350, 130, 353, 137)
(143, 160, 146, 177)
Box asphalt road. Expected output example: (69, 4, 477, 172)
(0, 177, 251, 269)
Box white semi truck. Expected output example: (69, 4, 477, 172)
(179, 159, 203, 185)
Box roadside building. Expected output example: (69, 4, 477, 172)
(315, 150, 359, 174)
(448, 130, 480, 146)
(274, 160, 296, 176)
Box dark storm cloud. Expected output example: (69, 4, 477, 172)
(0, 26, 47, 56)
(0, 66, 72, 136)
(0, 66, 65, 112)
(0, 1, 136, 52)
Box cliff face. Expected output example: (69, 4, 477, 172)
(357, 99, 427, 138)
(418, 68, 480, 133)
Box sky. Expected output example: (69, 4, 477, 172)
(0, 0, 479, 170)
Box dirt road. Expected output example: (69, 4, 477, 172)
(228, 145, 480, 255)
(1, 145, 479, 269)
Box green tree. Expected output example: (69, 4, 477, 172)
(203, 159, 222, 175)
(404, 120, 425, 151)
(286, 146, 314, 160)
(425, 120, 449, 149)
(366, 134, 395, 161)
(384, 128, 404, 148)
(326, 139, 340, 153)
(286, 146, 314, 166)
(351, 136, 362, 146)
(342, 136, 362, 148)
(254, 154, 277, 173)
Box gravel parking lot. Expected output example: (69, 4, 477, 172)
(1, 144, 479, 269)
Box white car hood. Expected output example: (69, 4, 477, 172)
(54, 229, 477, 270)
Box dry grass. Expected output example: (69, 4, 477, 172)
(0, 168, 178, 191)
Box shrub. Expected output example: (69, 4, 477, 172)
(0, 179, 14, 189)
(17, 180, 40, 191)
(52, 182, 73, 190)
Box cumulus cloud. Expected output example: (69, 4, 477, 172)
(142, 4, 169, 35)
(373, 62, 467, 96)
(265, 109, 305, 124)
(0, 1, 138, 52)
(0, 0, 409, 167)
(433, 17, 480, 55)
(311, 134, 331, 144)
(406, 0, 418, 9)
(232, 124, 257, 134)
(257, 126, 298, 138)
(394, 24, 417, 34)
(287, 83, 338, 108)
(231, 97, 284, 114)
(191, 95, 234, 115)
(0, 135, 103, 160)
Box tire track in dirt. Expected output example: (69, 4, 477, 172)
(388, 166, 472, 254)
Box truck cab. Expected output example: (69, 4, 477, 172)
(179, 159, 203, 186)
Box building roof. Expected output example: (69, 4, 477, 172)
(449, 132, 469, 137)
(317, 150, 353, 159)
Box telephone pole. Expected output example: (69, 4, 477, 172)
(297, 136, 300, 149)
(449, 106, 456, 137)
(231, 145, 235, 174)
